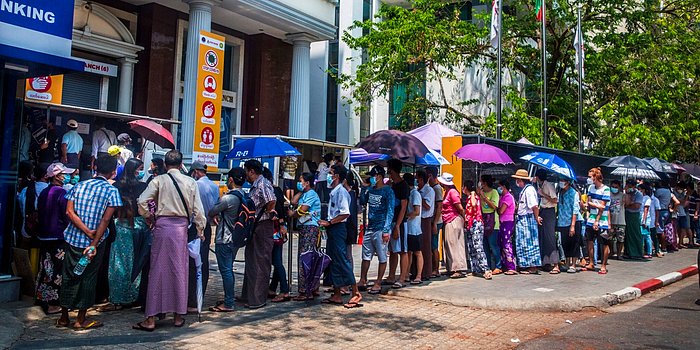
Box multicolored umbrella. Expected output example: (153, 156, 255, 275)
(355, 130, 430, 159)
(611, 167, 660, 180)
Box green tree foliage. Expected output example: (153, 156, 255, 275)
(340, 0, 700, 161)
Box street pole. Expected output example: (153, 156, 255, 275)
(576, 4, 584, 153)
(496, 0, 503, 140)
(541, 0, 548, 147)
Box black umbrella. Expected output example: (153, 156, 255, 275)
(355, 130, 430, 160)
(681, 163, 700, 180)
(601, 155, 653, 170)
(644, 158, 676, 174)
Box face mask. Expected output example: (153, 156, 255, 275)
(136, 170, 146, 180)
(369, 177, 377, 186)
(148, 169, 154, 175)
(586, 178, 594, 185)
(497, 187, 503, 195)
(296, 182, 304, 191)
(62, 176, 71, 185)
(558, 181, 567, 188)
(326, 174, 333, 184)
(70, 175, 80, 185)
(610, 187, 619, 194)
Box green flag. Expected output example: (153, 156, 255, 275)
(535, 0, 543, 21)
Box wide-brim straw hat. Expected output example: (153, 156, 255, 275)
(511, 169, 531, 180)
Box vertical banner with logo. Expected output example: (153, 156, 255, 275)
(25, 75, 63, 104)
(192, 30, 225, 171)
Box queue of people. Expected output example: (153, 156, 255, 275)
(18, 146, 700, 330)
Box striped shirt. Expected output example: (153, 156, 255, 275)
(64, 177, 123, 248)
(586, 184, 610, 229)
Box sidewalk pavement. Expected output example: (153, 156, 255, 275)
(385, 248, 699, 311)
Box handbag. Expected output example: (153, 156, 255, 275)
(167, 173, 199, 241)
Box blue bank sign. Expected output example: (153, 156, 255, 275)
(0, 0, 74, 58)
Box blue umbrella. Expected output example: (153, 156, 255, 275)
(224, 137, 301, 160)
(520, 152, 576, 180)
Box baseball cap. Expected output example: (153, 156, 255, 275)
(107, 145, 122, 157)
(367, 166, 386, 177)
(191, 161, 207, 172)
(117, 133, 132, 143)
(46, 162, 75, 178)
(66, 119, 78, 128)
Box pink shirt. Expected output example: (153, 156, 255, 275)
(499, 191, 516, 222)
(441, 188, 462, 224)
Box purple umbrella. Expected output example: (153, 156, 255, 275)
(453, 144, 514, 165)
(299, 250, 332, 296)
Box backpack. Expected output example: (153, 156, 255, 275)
(229, 191, 262, 248)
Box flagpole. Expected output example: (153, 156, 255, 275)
(541, 0, 548, 147)
(496, 0, 503, 139)
(576, 3, 583, 153)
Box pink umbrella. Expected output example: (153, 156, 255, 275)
(453, 143, 514, 165)
(128, 119, 175, 149)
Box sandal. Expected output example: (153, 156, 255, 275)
(598, 269, 608, 275)
(271, 295, 291, 303)
(132, 321, 155, 332)
(55, 319, 70, 328)
(293, 295, 310, 301)
(391, 282, 406, 289)
(209, 306, 235, 312)
(449, 273, 464, 279)
(567, 267, 577, 273)
(98, 304, 124, 312)
(73, 320, 104, 331)
(368, 288, 381, 295)
(504, 270, 517, 275)
(410, 279, 423, 285)
(343, 302, 364, 309)
(174, 318, 186, 328)
(549, 269, 561, 274)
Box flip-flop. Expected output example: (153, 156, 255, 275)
(410, 280, 423, 285)
(340, 290, 351, 296)
(55, 319, 70, 328)
(549, 270, 561, 274)
(132, 321, 155, 332)
(321, 298, 343, 306)
(598, 269, 608, 275)
(272, 295, 291, 303)
(504, 270, 517, 275)
(368, 289, 381, 295)
(209, 306, 235, 312)
(391, 282, 405, 289)
(73, 320, 103, 331)
(358, 285, 368, 292)
(343, 302, 364, 309)
(173, 319, 186, 328)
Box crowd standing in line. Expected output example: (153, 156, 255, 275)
(14, 142, 700, 330)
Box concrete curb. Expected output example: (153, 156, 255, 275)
(602, 264, 698, 307)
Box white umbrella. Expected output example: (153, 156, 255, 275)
(187, 239, 203, 322)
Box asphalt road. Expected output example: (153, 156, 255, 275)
(520, 277, 700, 350)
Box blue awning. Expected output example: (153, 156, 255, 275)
(0, 44, 84, 77)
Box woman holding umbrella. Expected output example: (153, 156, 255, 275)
(462, 180, 492, 280)
(438, 173, 468, 278)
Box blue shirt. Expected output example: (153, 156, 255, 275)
(625, 189, 644, 214)
(197, 176, 220, 218)
(298, 189, 321, 226)
(365, 185, 395, 233)
(64, 177, 123, 248)
(62, 130, 84, 154)
(557, 187, 578, 227)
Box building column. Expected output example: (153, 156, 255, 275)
(181, 0, 217, 162)
(287, 33, 315, 139)
(117, 57, 137, 114)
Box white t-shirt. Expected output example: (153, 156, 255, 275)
(517, 185, 538, 216)
(419, 184, 435, 218)
(407, 188, 422, 235)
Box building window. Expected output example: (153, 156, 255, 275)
(325, 6, 340, 142)
(389, 64, 426, 130)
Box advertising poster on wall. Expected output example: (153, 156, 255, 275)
(25, 75, 63, 104)
(192, 30, 225, 171)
